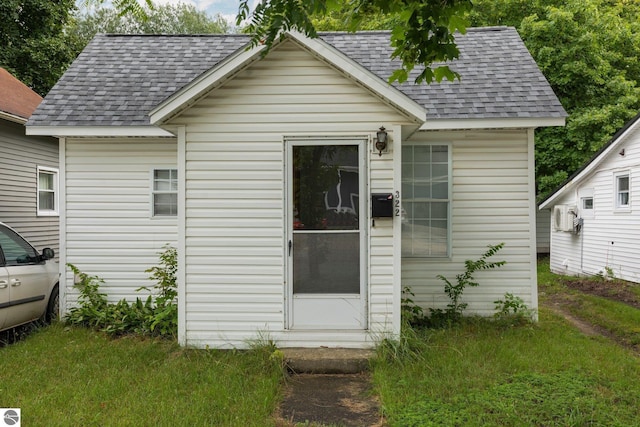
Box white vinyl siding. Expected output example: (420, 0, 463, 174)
(171, 40, 410, 348)
(63, 138, 178, 308)
(0, 120, 59, 252)
(403, 130, 537, 315)
(549, 128, 640, 283)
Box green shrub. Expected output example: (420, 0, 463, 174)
(428, 243, 506, 327)
(493, 292, 535, 326)
(65, 245, 178, 338)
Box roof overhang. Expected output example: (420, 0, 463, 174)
(539, 113, 640, 210)
(420, 117, 565, 131)
(25, 126, 175, 138)
(0, 111, 27, 125)
(150, 31, 426, 126)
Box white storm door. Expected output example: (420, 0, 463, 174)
(287, 139, 367, 330)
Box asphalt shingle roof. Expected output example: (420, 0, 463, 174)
(28, 27, 566, 128)
(0, 67, 43, 120)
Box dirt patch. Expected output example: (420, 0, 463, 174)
(560, 277, 640, 309)
(275, 373, 384, 427)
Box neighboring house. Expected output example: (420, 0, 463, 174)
(536, 209, 551, 254)
(0, 68, 59, 253)
(27, 28, 566, 349)
(539, 112, 640, 283)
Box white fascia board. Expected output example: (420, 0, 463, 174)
(150, 43, 268, 125)
(0, 111, 28, 124)
(25, 126, 175, 138)
(420, 117, 566, 131)
(287, 31, 426, 124)
(539, 117, 640, 210)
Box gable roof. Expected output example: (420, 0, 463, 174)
(0, 68, 43, 124)
(539, 111, 640, 210)
(27, 27, 566, 136)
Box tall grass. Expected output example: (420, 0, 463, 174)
(0, 324, 283, 426)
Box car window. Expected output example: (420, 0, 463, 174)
(0, 226, 39, 266)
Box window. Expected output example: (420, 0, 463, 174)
(401, 144, 450, 257)
(152, 169, 178, 217)
(0, 224, 39, 266)
(37, 166, 59, 216)
(581, 197, 593, 210)
(616, 174, 630, 208)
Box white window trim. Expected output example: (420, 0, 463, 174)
(150, 167, 178, 218)
(37, 166, 59, 217)
(614, 171, 631, 211)
(401, 142, 452, 259)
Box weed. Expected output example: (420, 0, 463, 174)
(427, 243, 506, 327)
(494, 292, 535, 325)
(401, 286, 426, 326)
(65, 245, 178, 337)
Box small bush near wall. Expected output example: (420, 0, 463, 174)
(66, 245, 177, 338)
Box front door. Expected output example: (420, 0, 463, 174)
(287, 138, 367, 330)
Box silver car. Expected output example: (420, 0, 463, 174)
(0, 222, 59, 331)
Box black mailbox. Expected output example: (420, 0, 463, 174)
(371, 193, 393, 217)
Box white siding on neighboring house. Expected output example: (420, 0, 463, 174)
(549, 126, 640, 283)
(0, 120, 59, 252)
(169, 40, 411, 348)
(536, 209, 551, 254)
(63, 138, 178, 309)
(402, 130, 537, 315)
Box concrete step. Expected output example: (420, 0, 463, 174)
(282, 348, 375, 374)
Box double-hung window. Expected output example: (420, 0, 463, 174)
(37, 166, 59, 216)
(616, 173, 630, 209)
(152, 169, 178, 217)
(402, 144, 450, 257)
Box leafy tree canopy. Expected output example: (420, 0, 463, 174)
(74, 3, 230, 47)
(470, 0, 640, 200)
(236, 0, 473, 85)
(0, 0, 82, 96)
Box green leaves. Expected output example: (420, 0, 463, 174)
(239, 0, 472, 85)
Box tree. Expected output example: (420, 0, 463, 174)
(0, 0, 82, 96)
(236, 0, 473, 85)
(469, 0, 640, 199)
(74, 3, 230, 47)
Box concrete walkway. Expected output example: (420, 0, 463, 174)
(276, 348, 384, 426)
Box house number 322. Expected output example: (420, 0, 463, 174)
(395, 191, 400, 216)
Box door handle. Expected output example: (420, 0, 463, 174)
(0, 280, 7, 289)
(288, 240, 292, 256)
(10, 279, 21, 287)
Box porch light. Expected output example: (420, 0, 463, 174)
(375, 126, 388, 156)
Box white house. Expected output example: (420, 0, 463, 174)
(539, 112, 640, 283)
(27, 28, 565, 349)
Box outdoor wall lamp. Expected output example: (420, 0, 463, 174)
(375, 126, 388, 156)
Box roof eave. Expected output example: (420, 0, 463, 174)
(25, 126, 175, 138)
(420, 116, 565, 131)
(539, 113, 640, 210)
(0, 111, 28, 124)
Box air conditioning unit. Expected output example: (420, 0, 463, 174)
(553, 205, 576, 232)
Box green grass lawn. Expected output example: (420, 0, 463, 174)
(2, 259, 640, 426)
(0, 324, 283, 426)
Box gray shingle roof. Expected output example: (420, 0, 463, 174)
(28, 27, 566, 128)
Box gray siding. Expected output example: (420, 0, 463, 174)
(0, 119, 59, 253)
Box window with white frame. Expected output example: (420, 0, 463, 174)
(616, 173, 630, 209)
(37, 166, 59, 216)
(401, 144, 450, 257)
(581, 197, 593, 210)
(152, 169, 177, 217)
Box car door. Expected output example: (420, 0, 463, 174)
(0, 225, 50, 327)
(0, 264, 9, 330)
